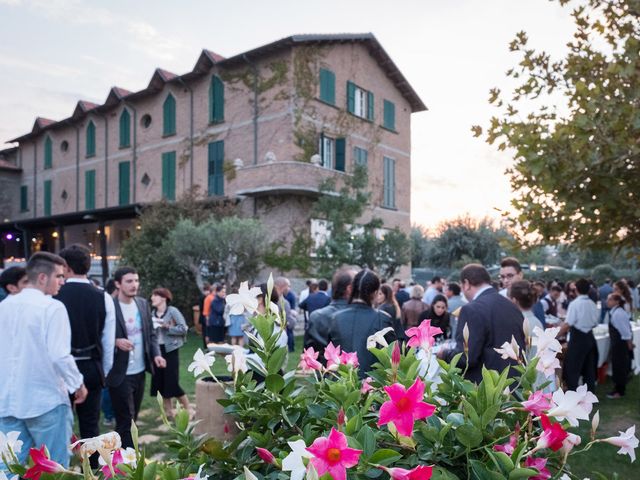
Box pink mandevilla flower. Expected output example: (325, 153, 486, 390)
(306, 427, 362, 480)
(379, 465, 434, 480)
(493, 423, 520, 455)
(536, 415, 568, 452)
(378, 377, 436, 437)
(602, 425, 638, 463)
(324, 342, 342, 370)
(340, 351, 359, 368)
(522, 390, 553, 416)
(406, 320, 443, 351)
(100, 449, 126, 479)
(298, 347, 323, 372)
(24, 447, 65, 480)
(524, 457, 551, 480)
(361, 377, 374, 394)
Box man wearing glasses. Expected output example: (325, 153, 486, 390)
(499, 257, 523, 297)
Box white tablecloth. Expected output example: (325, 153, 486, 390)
(594, 322, 640, 374)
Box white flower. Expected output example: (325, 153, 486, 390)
(267, 273, 274, 299)
(562, 432, 582, 454)
(194, 464, 209, 480)
(493, 336, 520, 361)
(225, 347, 248, 374)
(367, 327, 395, 349)
(225, 282, 261, 315)
(547, 388, 591, 427)
(282, 439, 313, 480)
(71, 431, 121, 460)
(0, 431, 23, 458)
(535, 348, 561, 378)
(575, 384, 598, 416)
(602, 425, 638, 462)
(98, 447, 137, 468)
(243, 466, 259, 480)
(188, 349, 216, 377)
(532, 326, 562, 353)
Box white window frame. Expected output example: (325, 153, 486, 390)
(354, 87, 368, 118)
(319, 135, 334, 170)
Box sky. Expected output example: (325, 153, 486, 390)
(0, 0, 576, 230)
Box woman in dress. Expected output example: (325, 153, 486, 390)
(418, 294, 450, 340)
(149, 288, 190, 417)
(606, 293, 633, 399)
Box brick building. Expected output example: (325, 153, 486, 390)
(0, 34, 426, 279)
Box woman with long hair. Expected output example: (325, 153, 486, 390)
(418, 294, 450, 340)
(606, 293, 633, 399)
(377, 284, 405, 341)
(328, 270, 395, 377)
(613, 280, 633, 314)
(149, 288, 190, 417)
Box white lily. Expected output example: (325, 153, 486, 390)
(225, 347, 248, 374)
(535, 348, 561, 378)
(532, 326, 562, 353)
(601, 425, 638, 462)
(0, 431, 23, 458)
(226, 281, 262, 315)
(493, 336, 520, 361)
(366, 326, 395, 349)
(282, 439, 313, 480)
(188, 348, 216, 377)
(547, 388, 591, 427)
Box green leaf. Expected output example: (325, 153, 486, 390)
(267, 347, 287, 374)
(265, 374, 285, 393)
(470, 460, 507, 480)
(481, 404, 501, 428)
(490, 451, 514, 473)
(357, 426, 376, 457)
(201, 438, 231, 460)
(368, 449, 402, 465)
(446, 413, 465, 427)
(174, 408, 189, 433)
(455, 423, 483, 448)
(142, 462, 158, 480)
(430, 467, 461, 480)
(508, 468, 538, 480)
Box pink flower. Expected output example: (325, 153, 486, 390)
(337, 408, 345, 427)
(493, 423, 520, 455)
(535, 415, 568, 452)
(256, 447, 276, 465)
(379, 465, 434, 479)
(561, 432, 582, 454)
(340, 351, 359, 368)
(524, 457, 551, 480)
(522, 390, 553, 417)
(378, 378, 436, 437)
(24, 447, 65, 480)
(406, 320, 443, 351)
(392, 342, 401, 368)
(299, 347, 323, 373)
(324, 342, 342, 370)
(601, 425, 638, 462)
(100, 449, 126, 479)
(535, 349, 561, 378)
(306, 427, 362, 480)
(361, 377, 374, 394)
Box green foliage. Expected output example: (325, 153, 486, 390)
(591, 264, 616, 284)
(263, 228, 314, 276)
(475, 0, 640, 252)
(118, 189, 237, 321)
(411, 225, 433, 268)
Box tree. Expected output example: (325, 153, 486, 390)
(474, 0, 640, 252)
(426, 216, 502, 268)
(410, 225, 432, 268)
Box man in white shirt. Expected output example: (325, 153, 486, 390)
(560, 278, 599, 392)
(0, 252, 87, 468)
(422, 276, 443, 305)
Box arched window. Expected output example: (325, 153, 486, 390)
(119, 109, 131, 148)
(44, 136, 52, 169)
(209, 76, 224, 123)
(163, 93, 176, 136)
(86, 121, 96, 157)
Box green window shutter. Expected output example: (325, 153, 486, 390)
(334, 138, 346, 172)
(383, 157, 396, 208)
(208, 140, 224, 196)
(119, 109, 131, 148)
(163, 94, 176, 136)
(44, 180, 52, 216)
(20, 185, 28, 212)
(353, 147, 368, 168)
(118, 161, 130, 205)
(347, 81, 356, 113)
(367, 91, 374, 121)
(319, 68, 335, 105)
(44, 136, 52, 169)
(85, 170, 96, 210)
(162, 151, 176, 201)
(210, 76, 224, 123)
(384, 100, 396, 130)
(86, 121, 96, 157)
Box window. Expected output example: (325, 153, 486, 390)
(208, 140, 224, 196)
(383, 156, 396, 208)
(347, 81, 374, 121)
(86, 121, 96, 157)
(353, 146, 368, 168)
(319, 135, 345, 171)
(44, 136, 52, 169)
(119, 109, 131, 148)
(162, 151, 176, 201)
(118, 161, 130, 205)
(209, 76, 224, 123)
(20, 186, 28, 212)
(85, 169, 96, 210)
(44, 180, 52, 216)
(163, 94, 176, 136)
(319, 68, 335, 105)
(141, 114, 152, 129)
(383, 99, 396, 131)
(61, 140, 69, 152)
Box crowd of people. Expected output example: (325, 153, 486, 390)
(0, 250, 638, 470)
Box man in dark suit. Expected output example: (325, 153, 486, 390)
(439, 264, 525, 383)
(107, 266, 165, 448)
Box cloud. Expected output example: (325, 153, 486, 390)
(127, 21, 189, 61)
(0, 50, 82, 77)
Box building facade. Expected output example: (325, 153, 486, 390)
(0, 34, 426, 278)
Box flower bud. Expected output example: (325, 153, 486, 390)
(337, 408, 345, 427)
(256, 447, 276, 465)
(591, 410, 600, 435)
(463, 323, 470, 351)
(391, 342, 401, 369)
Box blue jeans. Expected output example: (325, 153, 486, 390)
(101, 388, 114, 421)
(0, 404, 73, 471)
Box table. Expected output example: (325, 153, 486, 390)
(594, 322, 640, 374)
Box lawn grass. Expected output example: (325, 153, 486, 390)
(127, 332, 638, 475)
